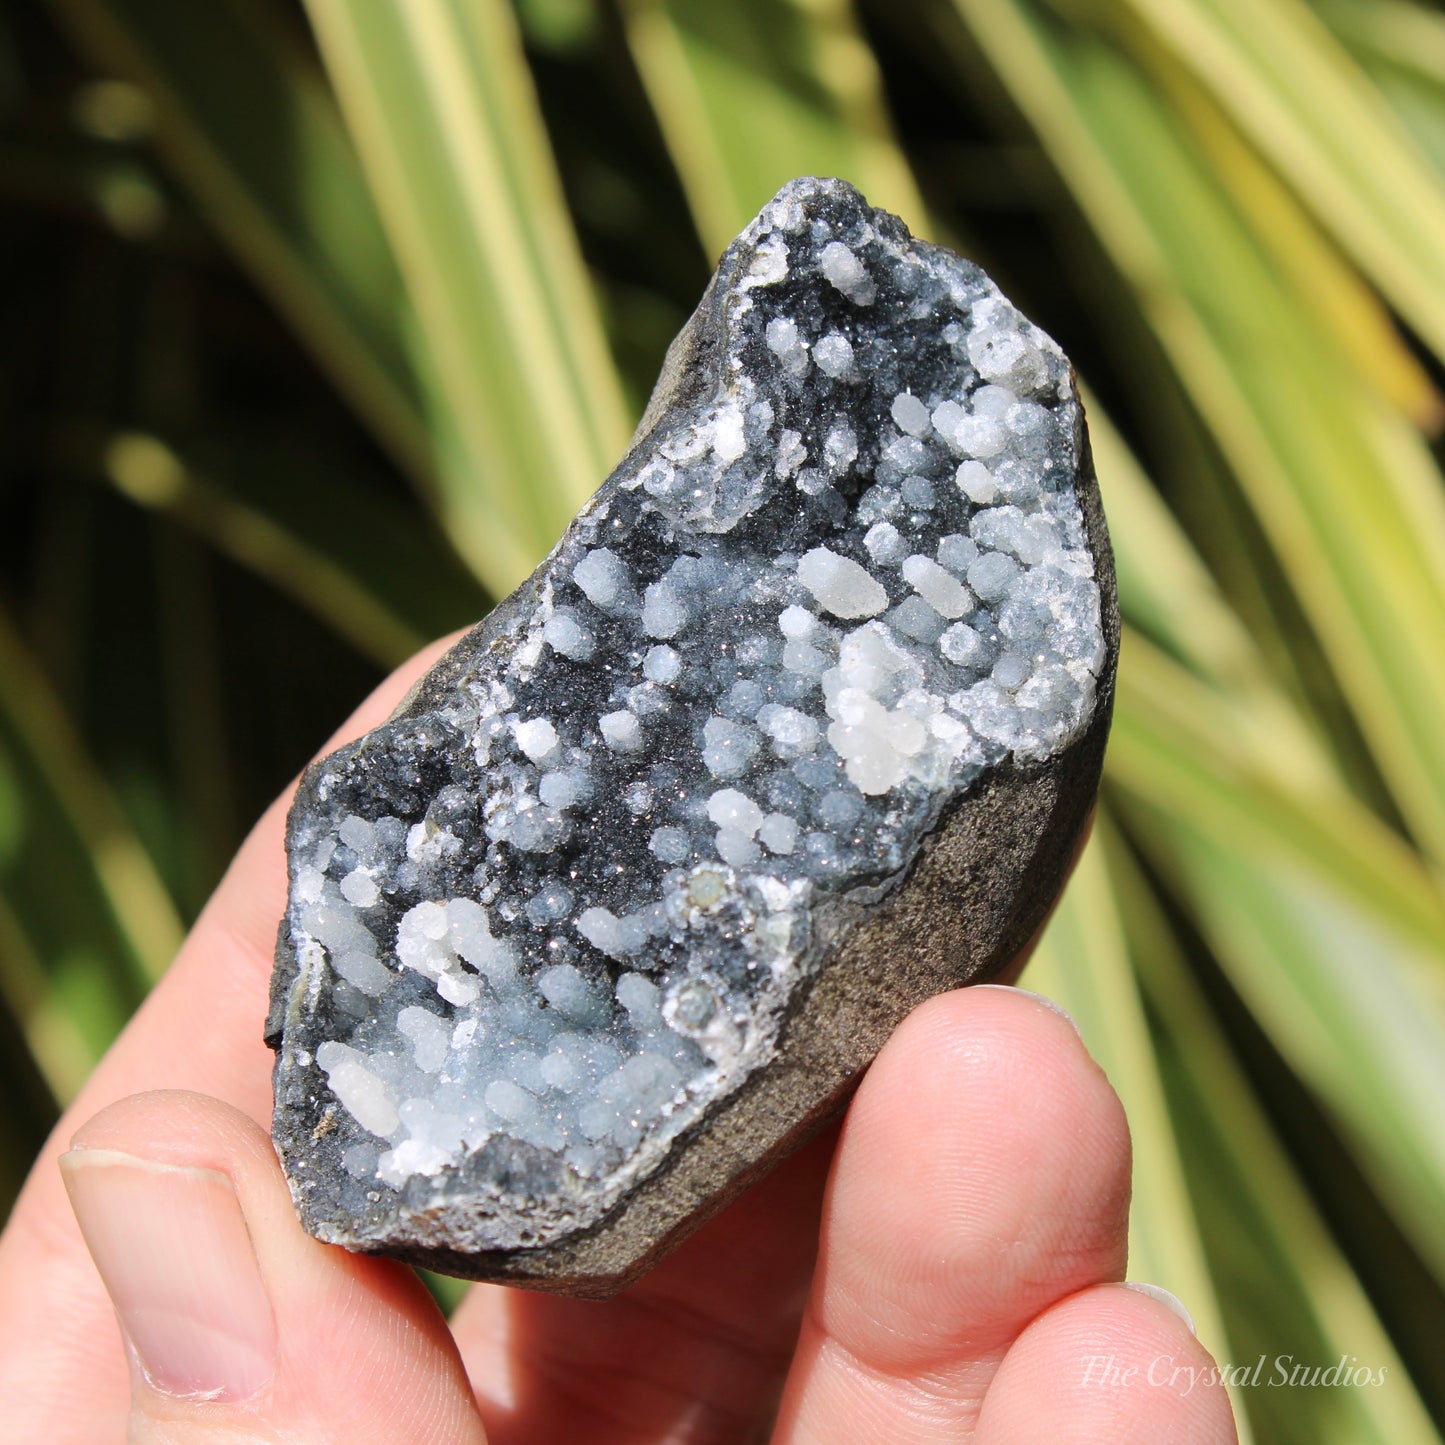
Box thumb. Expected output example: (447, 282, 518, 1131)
(59, 1090, 486, 1445)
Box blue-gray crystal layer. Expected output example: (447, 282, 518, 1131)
(268, 178, 1117, 1294)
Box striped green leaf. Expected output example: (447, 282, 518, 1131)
(303, 0, 632, 590)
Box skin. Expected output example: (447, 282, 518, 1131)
(0, 638, 1237, 1443)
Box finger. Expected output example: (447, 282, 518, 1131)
(977, 1284, 1237, 1443)
(772, 985, 1132, 1443)
(0, 632, 463, 1443)
(450, 1124, 836, 1444)
(60, 1090, 486, 1445)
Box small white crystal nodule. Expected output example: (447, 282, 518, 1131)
(797, 547, 888, 619)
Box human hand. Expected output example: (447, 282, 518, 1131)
(0, 639, 1237, 1443)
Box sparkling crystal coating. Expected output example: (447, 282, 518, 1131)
(269, 178, 1117, 1294)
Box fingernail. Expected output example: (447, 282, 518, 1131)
(60, 1147, 276, 1401)
(1124, 1281, 1197, 1336)
(974, 983, 1082, 1038)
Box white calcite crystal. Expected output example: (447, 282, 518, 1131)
(270, 177, 1116, 1295)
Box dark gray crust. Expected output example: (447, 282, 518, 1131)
(268, 178, 1119, 1296)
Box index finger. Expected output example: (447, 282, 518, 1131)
(0, 631, 462, 1444)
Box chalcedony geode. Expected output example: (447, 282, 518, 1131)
(268, 177, 1118, 1296)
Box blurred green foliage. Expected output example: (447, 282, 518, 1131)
(2, 2, 1444, 1438)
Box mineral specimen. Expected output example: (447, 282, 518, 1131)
(268, 177, 1118, 1296)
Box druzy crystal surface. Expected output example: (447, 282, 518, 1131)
(269, 178, 1116, 1293)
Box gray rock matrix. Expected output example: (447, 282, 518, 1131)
(269, 177, 1118, 1296)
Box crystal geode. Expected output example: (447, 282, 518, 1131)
(268, 177, 1118, 1296)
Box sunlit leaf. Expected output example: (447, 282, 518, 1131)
(49, 0, 435, 492)
(0, 606, 183, 985)
(1110, 0, 1445, 368)
(620, 0, 927, 251)
(1112, 833, 1441, 1445)
(303, 0, 632, 590)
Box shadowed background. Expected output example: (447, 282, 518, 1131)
(2, 2, 1444, 1441)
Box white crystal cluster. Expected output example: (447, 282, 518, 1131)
(283, 179, 1104, 1218)
(307, 881, 696, 1187)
